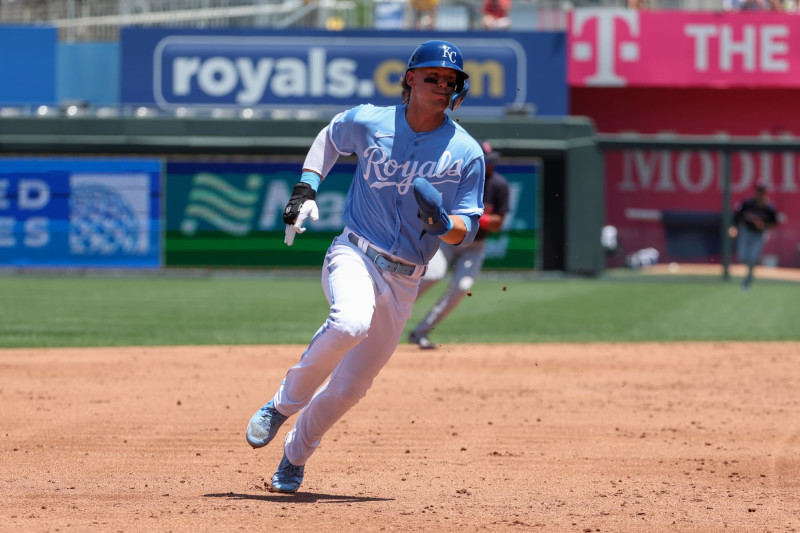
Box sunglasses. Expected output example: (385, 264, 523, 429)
(423, 76, 457, 90)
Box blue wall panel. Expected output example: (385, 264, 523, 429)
(57, 42, 120, 106)
(0, 26, 57, 106)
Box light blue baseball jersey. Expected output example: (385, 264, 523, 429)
(326, 104, 485, 265)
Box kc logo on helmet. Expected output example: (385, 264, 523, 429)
(441, 45, 457, 63)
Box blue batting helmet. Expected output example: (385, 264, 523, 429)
(406, 40, 470, 111)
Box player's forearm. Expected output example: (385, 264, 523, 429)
(441, 213, 480, 246)
(441, 215, 467, 245)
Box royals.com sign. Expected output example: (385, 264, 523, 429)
(121, 29, 566, 116)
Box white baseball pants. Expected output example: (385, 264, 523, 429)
(273, 231, 422, 466)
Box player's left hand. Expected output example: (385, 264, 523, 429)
(413, 178, 453, 237)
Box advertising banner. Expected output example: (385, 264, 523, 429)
(121, 29, 567, 116)
(165, 160, 539, 268)
(569, 9, 800, 88)
(0, 27, 57, 105)
(0, 158, 162, 268)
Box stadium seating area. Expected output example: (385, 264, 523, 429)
(0, 0, 729, 40)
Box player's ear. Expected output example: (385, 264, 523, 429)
(406, 69, 417, 88)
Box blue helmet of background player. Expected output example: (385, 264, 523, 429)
(404, 40, 470, 111)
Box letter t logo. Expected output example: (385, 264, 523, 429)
(571, 9, 640, 86)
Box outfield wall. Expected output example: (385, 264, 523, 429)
(0, 116, 603, 274)
(0, 25, 603, 274)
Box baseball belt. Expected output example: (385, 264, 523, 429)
(347, 232, 426, 278)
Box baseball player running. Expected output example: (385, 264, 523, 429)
(246, 40, 485, 493)
(728, 182, 778, 291)
(408, 140, 510, 349)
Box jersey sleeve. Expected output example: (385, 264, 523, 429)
(449, 153, 485, 219)
(327, 104, 369, 156)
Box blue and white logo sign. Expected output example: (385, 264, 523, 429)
(0, 158, 161, 268)
(180, 172, 264, 236)
(69, 173, 152, 256)
(152, 36, 524, 109)
(122, 29, 567, 115)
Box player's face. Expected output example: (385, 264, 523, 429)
(408, 67, 458, 111)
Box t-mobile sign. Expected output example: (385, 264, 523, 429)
(569, 9, 798, 87)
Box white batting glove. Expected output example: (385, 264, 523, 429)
(284, 200, 319, 246)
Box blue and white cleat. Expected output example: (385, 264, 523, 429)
(269, 452, 305, 493)
(246, 400, 288, 449)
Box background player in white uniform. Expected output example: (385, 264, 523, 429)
(408, 140, 510, 349)
(245, 40, 485, 493)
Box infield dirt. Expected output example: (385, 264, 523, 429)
(2, 342, 799, 532)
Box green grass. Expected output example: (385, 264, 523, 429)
(437, 275, 799, 343)
(1, 272, 798, 348)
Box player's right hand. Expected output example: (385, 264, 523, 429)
(284, 200, 319, 246)
(283, 182, 318, 246)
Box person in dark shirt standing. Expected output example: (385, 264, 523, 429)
(728, 183, 778, 291)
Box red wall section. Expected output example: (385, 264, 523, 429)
(572, 86, 800, 268)
(572, 87, 800, 134)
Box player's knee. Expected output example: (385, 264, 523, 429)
(329, 375, 372, 406)
(457, 276, 475, 292)
(328, 306, 372, 341)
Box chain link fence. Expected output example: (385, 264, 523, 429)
(0, 0, 361, 40)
